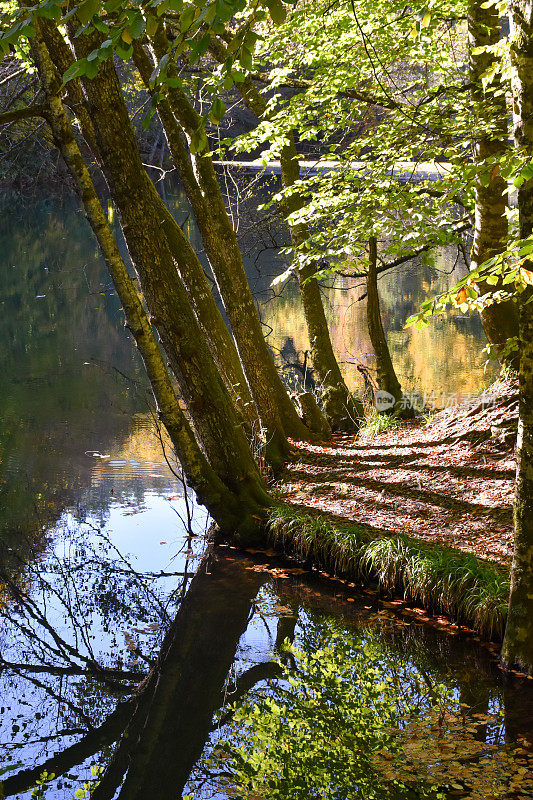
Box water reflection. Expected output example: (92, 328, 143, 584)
(2, 540, 533, 800)
(255, 255, 498, 403)
(0, 189, 496, 546)
(0, 197, 154, 545)
(0, 187, 517, 800)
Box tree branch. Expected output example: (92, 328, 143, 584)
(1, 701, 134, 797)
(337, 217, 472, 281)
(0, 102, 46, 125)
(0, 66, 26, 88)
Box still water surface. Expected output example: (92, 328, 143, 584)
(0, 192, 525, 800)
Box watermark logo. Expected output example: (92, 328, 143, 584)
(372, 388, 498, 412)
(375, 390, 396, 412)
(398, 389, 497, 412)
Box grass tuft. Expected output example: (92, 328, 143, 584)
(268, 504, 509, 640)
(358, 411, 402, 439)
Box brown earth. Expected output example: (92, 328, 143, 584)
(279, 378, 518, 567)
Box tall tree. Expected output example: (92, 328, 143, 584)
(367, 236, 404, 411)
(210, 33, 363, 431)
(135, 26, 312, 457)
(36, 21, 304, 473)
(26, 18, 276, 541)
(468, 0, 519, 362)
(500, 0, 533, 673)
(30, 21, 247, 535)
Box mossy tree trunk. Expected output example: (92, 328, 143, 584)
(501, 0, 533, 673)
(130, 41, 294, 468)
(37, 24, 258, 436)
(41, 24, 273, 541)
(367, 237, 405, 414)
(468, 0, 520, 365)
(208, 35, 362, 432)
(140, 30, 312, 459)
(32, 23, 271, 542)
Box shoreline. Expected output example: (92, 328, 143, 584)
(271, 378, 517, 640)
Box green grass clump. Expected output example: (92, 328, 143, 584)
(268, 504, 510, 640)
(358, 411, 402, 439)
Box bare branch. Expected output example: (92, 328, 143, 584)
(0, 66, 26, 88)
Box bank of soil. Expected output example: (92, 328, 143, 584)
(279, 378, 517, 568)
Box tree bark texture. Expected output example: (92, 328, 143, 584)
(29, 23, 257, 537)
(147, 29, 311, 457)
(501, 0, 533, 672)
(38, 26, 260, 439)
(43, 24, 272, 539)
(208, 35, 362, 432)
(468, 0, 520, 361)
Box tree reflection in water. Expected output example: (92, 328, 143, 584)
(0, 535, 296, 799)
(3, 528, 533, 800)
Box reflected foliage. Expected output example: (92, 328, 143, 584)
(204, 623, 533, 800)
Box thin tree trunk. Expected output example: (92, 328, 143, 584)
(468, 0, 520, 364)
(208, 35, 362, 432)
(276, 133, 364, 431)
(145, 29, 312, 456)
(367, 237, 404, 412)
(501, 0, 533, 672)
(30, 23, 265, 539)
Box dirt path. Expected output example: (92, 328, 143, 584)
(279, 381, 517, 567)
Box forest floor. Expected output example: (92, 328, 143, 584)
(279, 378, 518, 567)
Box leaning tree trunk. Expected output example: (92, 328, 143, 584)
(367, 237, 405, 413)
(91, 552, 267, 800)
(208, 35, 362, 433)
(29, 23, 259, 539)
(130, 42, 300, 469)
(144, 28, 313, 457)
(43, 24, 273, 539)
(37, 22, 258, 435)
(468, 0, 520, 365)
(500, 0, 533, 673)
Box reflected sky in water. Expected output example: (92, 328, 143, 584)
(0, 190, 523, 800)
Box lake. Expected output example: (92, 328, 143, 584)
(0, 189, 524, 800)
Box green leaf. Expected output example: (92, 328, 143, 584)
(62, 60, 86, 83)
(209, 97, 226, 124)
(77, 0, 100, 25)
(127, 14, 145, 39)
(265, 0, 286, 25)
(39, 3, 62, 21)
(180, 4, 196, 30)
(150, 52, 169, 84)
(239, 45, 253, 71)
(146, 14, 159, 35)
